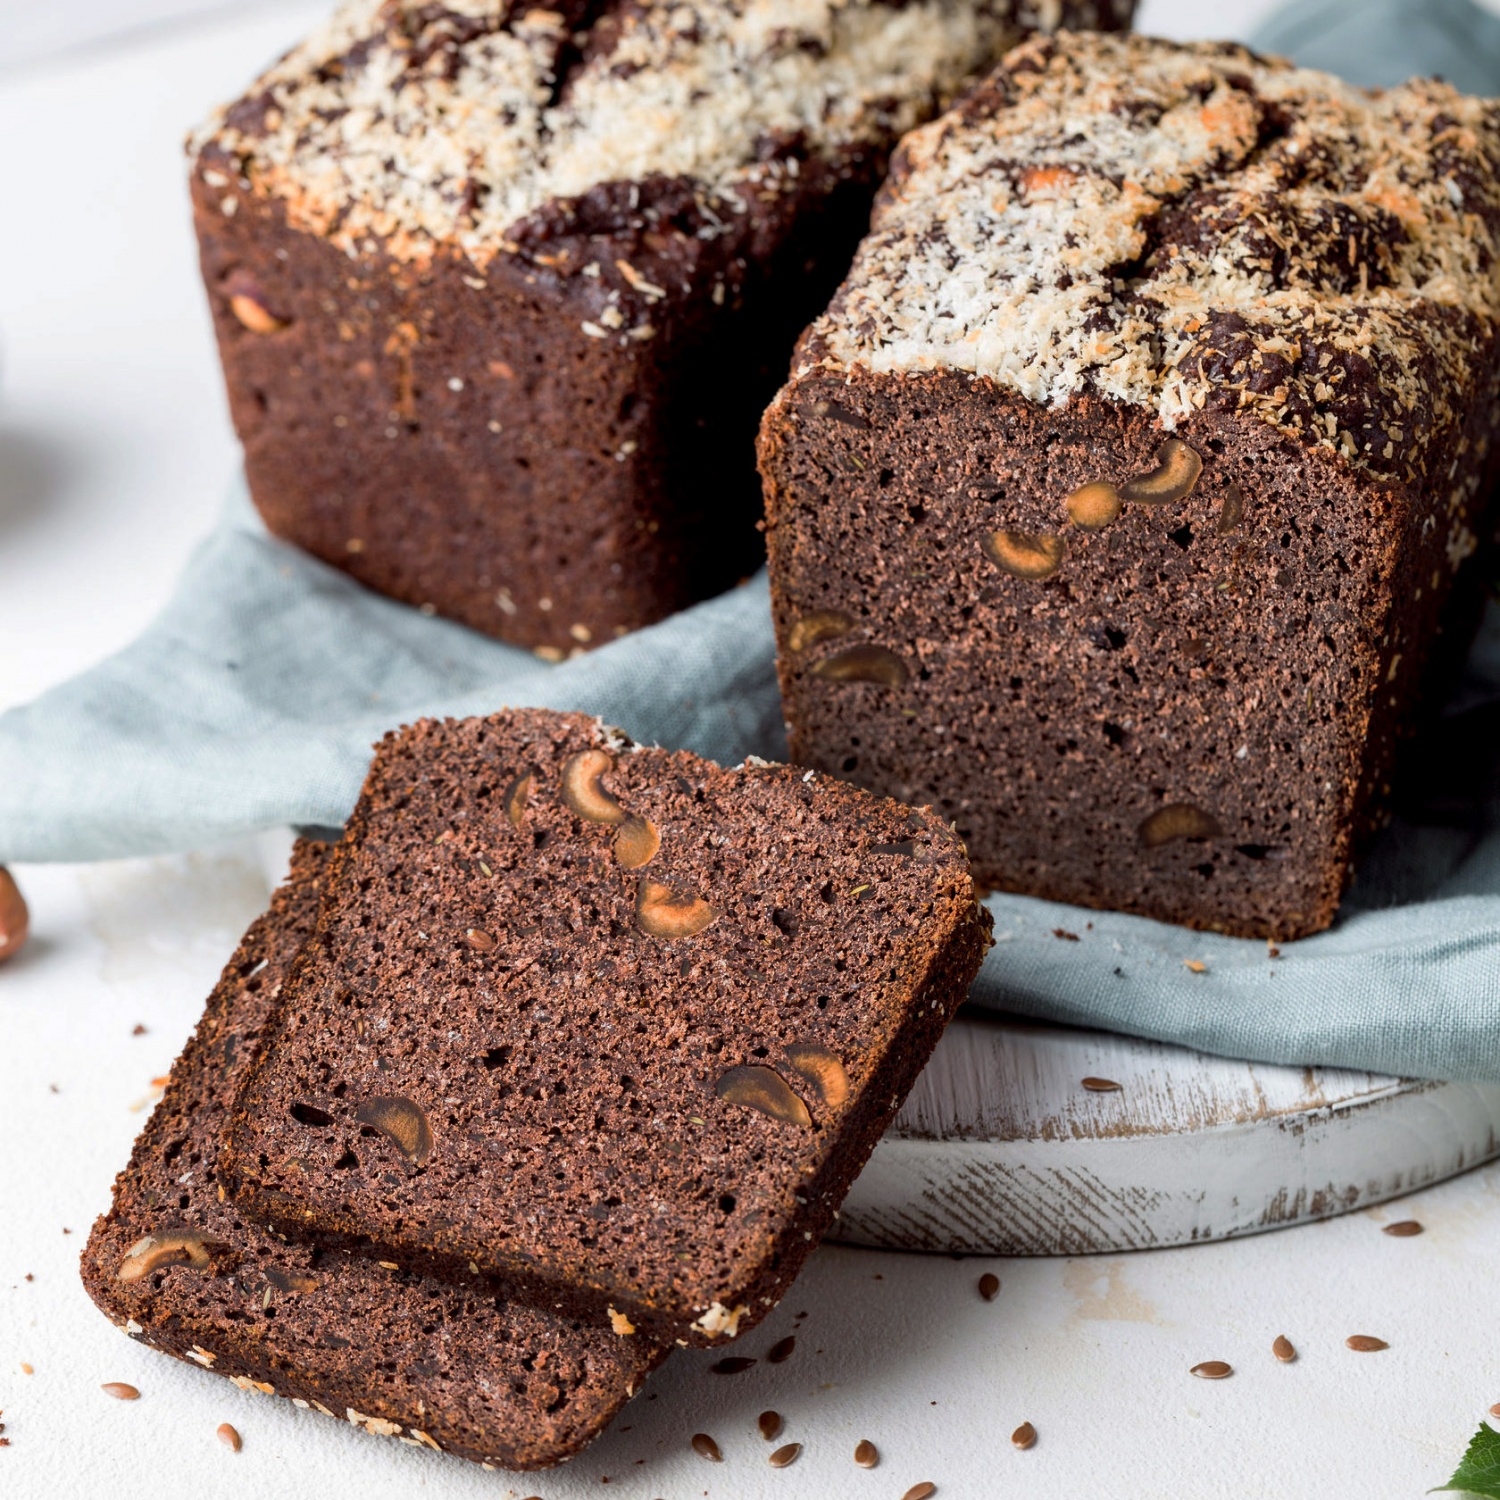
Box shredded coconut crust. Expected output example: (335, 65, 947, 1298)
(803, 31, 1500, 481)
(192, 1, 1128, 270)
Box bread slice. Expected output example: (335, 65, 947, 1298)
(81, 838, 664, 1471)
(221, 711, 989, 1345)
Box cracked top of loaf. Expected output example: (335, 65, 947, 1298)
(192, 0, 1129, 270)
(800, 31, 1500, 482)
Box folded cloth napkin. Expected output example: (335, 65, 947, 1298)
(4, 0, 1500, 1084)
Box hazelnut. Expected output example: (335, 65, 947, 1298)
(1120, 439, 1202, 505)
(982, 530, 1066, 579)
(117, 1232, 213, 1284)
(1065, 481, 1122, 530)
(1216, 482, 1246, 535)
(561, 750, 626, 826)
(353, 1094, 434, 1164)
(1138, 803, 1223, 848)
(787, 610, 853, 654)
(784, 1043, 850, 1111)
(0, 867, 28, 963)
(614, 814, 660, 870)
(715, 1065, 812, 1128)
(809, 644, 909, 688)
(503, 771, 534, 828)
(636, 879, 716, 939)
(228, 292, 288, 335)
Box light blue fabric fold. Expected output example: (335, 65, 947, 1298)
(4, 0, 1500, 1083)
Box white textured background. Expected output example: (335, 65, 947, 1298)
(1, 3, 1497, 1498)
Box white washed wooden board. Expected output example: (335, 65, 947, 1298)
(834, 1011, 1500, 1254)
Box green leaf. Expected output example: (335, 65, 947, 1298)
(1433, 1423, 1500, 1498)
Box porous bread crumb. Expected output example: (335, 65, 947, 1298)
(805, 31, 1500, 481)
(192, 2, 1127, 270)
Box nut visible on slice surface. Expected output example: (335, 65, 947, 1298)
(810, 644, 909, 688)
(1065, 482, 1122, 530)
(854, 1438, 878, 1468)
(1120, 439, 1202, 505)
(716, 1066, 813, 1128)
(1216, 482, 1246, 535)
(561, 750, 627, 826)
(636, 879, 716, 939)
(982, 530, 1066, 579)
(353, 1095, 433, 1164)
(1138, 803, 1223, 848)
(503, 771, 534, 828)
(228, 292, 288, 335)
(614, 815, 660, 870)
(464, 928, 497, 953)
(1012, 1422, 1037, 1450)
(788, 610, 853, 654)
(0, 867, 27, 962)
(117, 1232, 212, 1284)
(785, 1043, 850, 1111)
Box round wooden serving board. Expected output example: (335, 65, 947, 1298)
(833, 1011, 1500, 1255)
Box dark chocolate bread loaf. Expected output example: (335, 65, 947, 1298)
(81, 838, 665, 1471)
(221, 710, 989, 1344)
(759, 31, 1500, 940)
(190, 0, 1132, 656)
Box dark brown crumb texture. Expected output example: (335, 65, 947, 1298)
(221, 710, 989, 1345)
(81, 839, 664, 1472)
(759, 33, 1500, 940)
(189, 1, 1132, 654)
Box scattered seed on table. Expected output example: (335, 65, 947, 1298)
(691, 1432, 722, 1462)
(902, 1484, 937, 1500)
(1190, 1361, 1232, 1380)
(767, 1335, 796, 1363)
(1383, 1220, 1423, 1237)
(978, 1273, 1000, 1302)
(759, 1411, 783, 1442)
(1082, 1077, 1121, 1092)
(854, 1439, 878, 1468)
(1489, 1402, 1500, 1419)
(770, 1443, 801, 1469)
(19, 1364, 32, 1376)
(217, 1423, 242, 1453)
(1272, 1335, 1296, 1363)
(1346, 1335, 1389, 1352)
(1012, 1422, 1036, 1449)
(1183, 959, 1207, 974)
(711, 1356, 756, 1375)
(101, 1383, 140, 1401)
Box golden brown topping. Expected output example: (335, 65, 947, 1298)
(1120, 440, 1202, 506)
(561, 750, 627, 826)
(117, 1232, 213, 1284)
(809, 644, 910, 688)
(788, 610, 854, 653)
(1065, 481, 1122, 530)
(785, 1043, 850, 1111)
(636, 879, 716, 939)
(715, 1065, 813, 1128)
(353, 1095, 434, 1164)
(614, 815, 660, 871)
(982, 530, 1066, 579)
(1138, 803, 1223, 848)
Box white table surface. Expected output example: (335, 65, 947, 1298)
(0, 5, 1496, 1498)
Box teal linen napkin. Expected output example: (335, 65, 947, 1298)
(4, 0, 1499, 1083)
